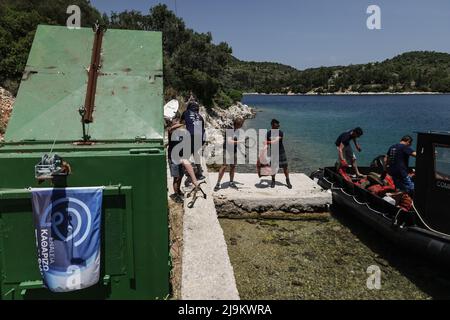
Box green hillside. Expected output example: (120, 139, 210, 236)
(227, 51, 450, 94)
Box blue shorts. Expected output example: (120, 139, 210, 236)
(169, 161, 184, 178)
(393, 175, 414, 194)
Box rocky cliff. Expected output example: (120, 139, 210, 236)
(0, 87, 15, 141)
(201, 102, 255, 146)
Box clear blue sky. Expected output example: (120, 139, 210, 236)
(90, 0, 450, 70)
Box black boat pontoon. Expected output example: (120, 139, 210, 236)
(313, 132, 450, 265)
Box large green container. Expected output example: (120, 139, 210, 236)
(0, 25, 169, 299)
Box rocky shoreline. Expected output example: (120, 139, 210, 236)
(200, 102, 256, 145)
(0, 87, 15, 141)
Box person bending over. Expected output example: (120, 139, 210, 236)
(336, 127, 364, 177)
(168, 117, 201, 202)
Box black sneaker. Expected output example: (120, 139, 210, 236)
(286, 180, 293, 189)
(174, 194, 184, 204)
(214, 184, 221, 192)
(229, 182, 238, 189)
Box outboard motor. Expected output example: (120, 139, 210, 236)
(310, 169, 324, 181)
(415, 132, 450, 234)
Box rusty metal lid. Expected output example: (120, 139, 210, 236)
(5, 25, 164, 143)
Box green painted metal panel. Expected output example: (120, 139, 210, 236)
(0, 24, 169, 300)
(0, 150, 169, 300)
(5, 25, 164, 143)
(101, 28, 163, 76)
(91, 75, 163, 140)
(22, 25, 93, 75)
(0, 142, 163, 153)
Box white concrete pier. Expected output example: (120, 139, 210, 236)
(210, 173, 331, 217)
(180, 168, 240, 300)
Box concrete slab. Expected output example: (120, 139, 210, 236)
(180, 165, 240, 300)
(210, 173, 332, 217)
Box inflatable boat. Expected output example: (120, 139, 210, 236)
(312, 132, 450, 265)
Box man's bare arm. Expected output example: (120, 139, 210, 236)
(266, 136, 281, 145)
(169, 123, 184, 133)
(338, 144, 345, 162)
(353, 138, 362, 152)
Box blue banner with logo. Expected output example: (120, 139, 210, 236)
(31, 187, 103, 293)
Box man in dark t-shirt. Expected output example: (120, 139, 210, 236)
(266, 119, 292, 189)
(386, 135, 417, 194)
(181, 100, 206, 180)
(335, 127, 364, 177)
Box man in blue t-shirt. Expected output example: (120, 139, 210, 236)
(181, 99, 206, 180)
(335, 127, 364, 177)
(385, 135, 417, 194)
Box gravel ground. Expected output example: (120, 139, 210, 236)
(220, 209, 450, 300)
(168, 196, 184, 300)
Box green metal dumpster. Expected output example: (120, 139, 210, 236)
(0, 25, 169, 299)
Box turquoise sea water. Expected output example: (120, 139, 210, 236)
(242, 95, 450, 174)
